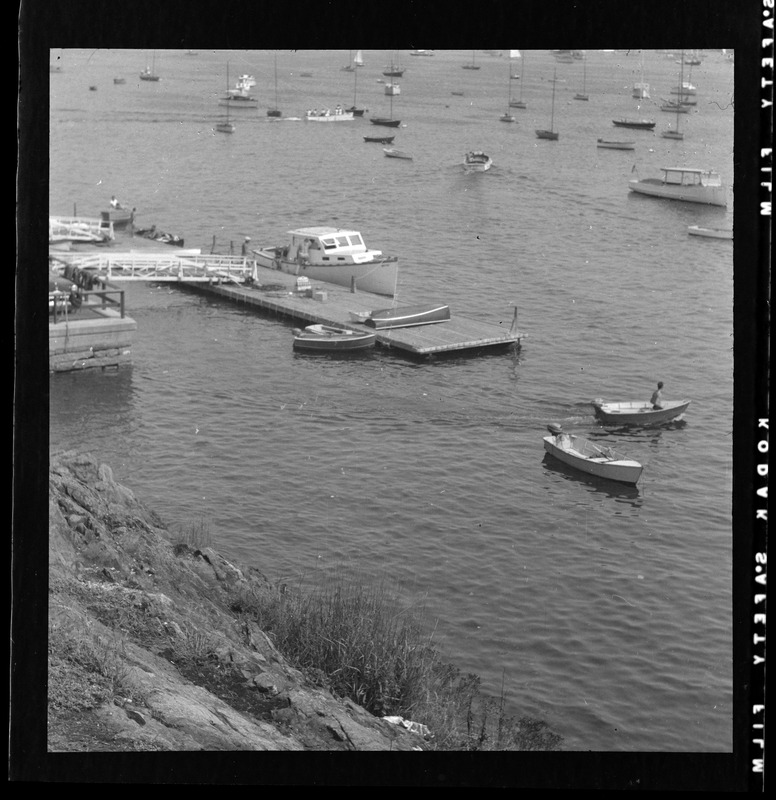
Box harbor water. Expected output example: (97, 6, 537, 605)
(48, 49, 735, 752)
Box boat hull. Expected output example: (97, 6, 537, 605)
(597, 139, 635, 150)
(463, 153, 493, 172)
(628, 178, 727, 206)
(364, 136, 394, 144)
(688, 225, 733, 239)
(370, 118, 402, 127)
(306, 112, 354, 122)
(219, 97, 259, 108)
(384, 149, 412, 159)
(592, 399, 691, 426)
(365, 303, 451, 329)
(543, 437, 643, 485)
(612, 119, 656, 129)
(254, 250, 398, 297)
(100, 209, 133, 230)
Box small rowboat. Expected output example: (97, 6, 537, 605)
(612, 118, 656, 130)
(364, 135, 395, 144)
(384, 148, 413, 160)
(365, 303, 451, 329)
(591, 398, 691, 426)
(688, 225, 733, 239)
(292, 324, 376, 352)
(543, 425, 643, 485)
(597, 138, 635, 150)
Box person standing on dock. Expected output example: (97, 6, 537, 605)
(241, 236, 251, 256)
(650, 381, 664, 409)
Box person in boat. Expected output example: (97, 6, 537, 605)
(110, 195, 123, 210)
(650, 381, 664, 409)
(548, 423, 571, 448)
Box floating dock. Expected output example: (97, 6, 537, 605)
(51, 247, 522, 359)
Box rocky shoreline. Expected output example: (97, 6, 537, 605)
(47, 451, 428, 753)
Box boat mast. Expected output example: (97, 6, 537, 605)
(676, 50, 684, 134)
(550, 68, 556, 131)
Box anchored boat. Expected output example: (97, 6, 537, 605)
(597, 138, 635, 150)
(628, 167, 728, 206)
(253, 226, 399, 297)
(612, 118, 656, 130)
(688, 225, 733, 239)
(543, 424, 643, 485)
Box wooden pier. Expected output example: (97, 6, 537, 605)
(51, 250, 522, 358)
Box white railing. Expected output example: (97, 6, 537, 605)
(49, 251, 256, 284)
(49, 216, 114, 242)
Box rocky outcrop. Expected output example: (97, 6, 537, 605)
(48, 451, 426, 751)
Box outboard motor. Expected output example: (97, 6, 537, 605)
(547, 423, 563, 436)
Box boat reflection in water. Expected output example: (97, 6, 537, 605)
(541, 453, 643, 505)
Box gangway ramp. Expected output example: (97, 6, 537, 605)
(50, 251, 255, 284)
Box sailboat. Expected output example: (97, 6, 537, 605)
(501, 53, 517, 121)
(535, 69, 559, 140)
(383, 52, 405, 77)
(632, 50, 649, 99)
(345, 60, 364, 116)
(510, 50, 527, 109)
(354, 50, 364, 68)
(216, 64, 236, 133)
(662, 50, 686, 140)
(573, 54, 589, 100)
(462, 51, 480, 70)
(370, 83, 401, 127)
(267, 52, 282, 117)
(139, 51, 160, 82)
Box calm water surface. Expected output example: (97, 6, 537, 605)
(49, 49, 735, 751)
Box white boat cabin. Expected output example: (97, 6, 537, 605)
(284, 227, 384, 264)
(658, 168, 723, 187)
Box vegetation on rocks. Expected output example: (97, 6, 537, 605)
(47, 451, 562, 753)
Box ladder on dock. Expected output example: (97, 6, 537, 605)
(50, 252, 255, 285)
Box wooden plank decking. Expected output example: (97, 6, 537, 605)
(186, 263, 521, 357)
(51, 245, 522, 357)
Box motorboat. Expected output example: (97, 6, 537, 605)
(219, 73, 259, 108)
(463, 151, 493, 172)
(305, 109, 355, 122)
(688, 225, 733, 239)
(612, 118, 656, 130)
(597, 139, 635, 150)
(364, 135, 394, 144)
(252, 226, 399, 297)
(383, 148, 412, 160)
(628, 167, 728, 206)
(543, 424, 643, 485)
(365, 303, 451, 330)
(591, 398, 691, 426)
(292, 324, 376, 352)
